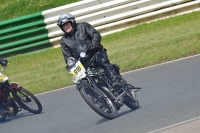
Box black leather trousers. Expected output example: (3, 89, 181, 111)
(94, 50, 124, 87)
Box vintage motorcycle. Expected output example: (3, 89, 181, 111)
(69, 49, 141, 119)
(0, 65, 42, 121)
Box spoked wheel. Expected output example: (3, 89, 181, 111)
(79, 81, 118, 119)
(124, 89, 140, 110)
(13, 88, 42, 114)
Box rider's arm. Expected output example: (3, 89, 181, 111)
(84, 22, 103, 50)
(60, 39, 73, 65)
(84, 22, 101, 42)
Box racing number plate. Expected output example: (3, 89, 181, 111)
(70, 61, 85, 77)
(0, 73, 7, 83)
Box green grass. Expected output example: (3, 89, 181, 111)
(0, 0, 80, 21)
(104, 12, 200, 71)
(4, 10, 200, 94)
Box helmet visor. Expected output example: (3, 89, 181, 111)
(58, 16, 72, 26)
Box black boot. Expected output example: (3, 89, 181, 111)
(112, 75, 125, 90)
(104, 64, 125, 90)
(95, 51, 125, 90)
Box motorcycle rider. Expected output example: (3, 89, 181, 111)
(0, 58, 8, 115)
(57, 12, 125, 90)
(0, 58, 20, 117)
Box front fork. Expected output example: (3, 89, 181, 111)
(6, 83, 23, 114)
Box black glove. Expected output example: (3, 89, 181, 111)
(91, 39, 102, 50)
(0, 59, 8, 66)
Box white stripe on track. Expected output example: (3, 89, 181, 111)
(147, 116, 200, 133)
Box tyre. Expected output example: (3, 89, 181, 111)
(124, 89, 140, 110)
(79, 82, 118, 119)
(13, 88, 42, 114)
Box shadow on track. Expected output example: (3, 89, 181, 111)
(96, 109, 135, 124)
(0, 112, 44, 123)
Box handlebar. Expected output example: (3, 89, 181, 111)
(83, 51, 100, 69)
(85, 44, 92, 53)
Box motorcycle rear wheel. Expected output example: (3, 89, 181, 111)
(12, 88, 42, 114)
(124, 89, 140, 110)
(79, 83, 118, 119)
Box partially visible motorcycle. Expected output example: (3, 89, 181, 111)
(0, 65, 42, 121)
(69, 48, 141, 119)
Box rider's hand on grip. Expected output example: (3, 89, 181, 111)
(66, 57, 76, 71)
(91, 40, 99, 49)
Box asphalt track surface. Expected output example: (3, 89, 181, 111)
(0, 54, 200, 133)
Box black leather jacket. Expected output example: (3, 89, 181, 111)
(60, 22, 103, 64)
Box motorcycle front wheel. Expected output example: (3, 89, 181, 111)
(12, 88, 42, 114)
(79, 82, 118, 119)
